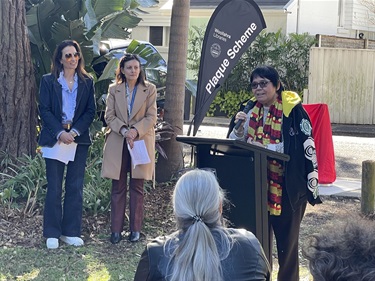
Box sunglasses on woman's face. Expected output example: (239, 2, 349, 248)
(250, 80, 270, 90)
(64, 52, 80, 61)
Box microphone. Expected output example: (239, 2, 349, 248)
(234, 100, 254, 130)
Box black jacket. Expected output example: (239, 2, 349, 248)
(134, 228, 271, 281)
(228, 91, 322, 211)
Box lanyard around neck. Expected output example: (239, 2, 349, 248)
(126, 83, 137, 116)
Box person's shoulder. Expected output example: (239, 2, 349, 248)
(42, 73, 54, 81)
(145, 80, 155, 87)
(108, 82, 123, 93)
(228, 228, 262, 249)
(228, 228, 256, 239)
(108, 81, 119, 88)
(82, 74, 94, 82)
(144, 80, 156, 90)
(40, 74, 57, 86)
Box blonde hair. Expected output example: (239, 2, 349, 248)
(165, 169, 232, 281)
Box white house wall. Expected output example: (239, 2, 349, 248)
(297, 0, 340, 35)
(262, 10, 288, 33)
(344, 0, 375, 36)
(285, 3, 299, 34)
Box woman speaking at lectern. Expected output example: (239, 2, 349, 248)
(229, 65, 322, 280)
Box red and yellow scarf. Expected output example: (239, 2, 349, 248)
(247, 95, 284, 216)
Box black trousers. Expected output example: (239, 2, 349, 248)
(269, 198, 307, 281)
(43, 144, 89, 238)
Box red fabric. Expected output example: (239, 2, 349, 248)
(303, 104, 336, 184)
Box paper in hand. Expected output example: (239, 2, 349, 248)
(41, 142, 77, 164)
(127, 140, 151, 169)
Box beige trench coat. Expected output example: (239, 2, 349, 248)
(101, 81, 157, 180)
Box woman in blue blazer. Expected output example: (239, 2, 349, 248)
(38, 40, 96, 249)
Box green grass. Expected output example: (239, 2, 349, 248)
(0, 244, 313, 281)
(0, 242, 145, 281)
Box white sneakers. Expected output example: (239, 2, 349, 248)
(46, 238, 59, 249)
(46, 236, 84, 249)
(60, 235, 84, 246)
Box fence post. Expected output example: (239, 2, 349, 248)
(361, 160, 375, 215)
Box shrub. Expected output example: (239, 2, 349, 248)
(0, 153, 46, 215)
(0, 130, 111, 216)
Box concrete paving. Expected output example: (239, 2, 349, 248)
(319, 179, 361, 198)
(182, 116, 375, 199)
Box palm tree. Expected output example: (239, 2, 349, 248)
(0, 0, 37, 158)
(155, 0, 190, 182)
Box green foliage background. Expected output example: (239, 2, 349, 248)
(187, 27, 316, 118)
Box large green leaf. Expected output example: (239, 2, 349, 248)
(92, 0, 128, 18)
(85, 10, 140, 40)
(26, 0, 59, 47)
(100, 12, 141, 39)
(126, 40, 164, 68)
(98, 58, 119, 81)
(57, 0, 80, 21)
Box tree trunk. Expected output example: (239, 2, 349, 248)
(0, 0, 37, 159)
(155, 0, 190, 182)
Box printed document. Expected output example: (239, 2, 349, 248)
(41, 142, 77, 164)
(127, 140, 151, 169)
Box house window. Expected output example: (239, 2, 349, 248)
(150, 26, 163, 46)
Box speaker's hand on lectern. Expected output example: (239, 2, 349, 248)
(247, 138, 266, 148)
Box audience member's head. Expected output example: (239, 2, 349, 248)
(166, 169, 230, 281)
(302, 218, 375, 281)
(173, 169, 225, 231)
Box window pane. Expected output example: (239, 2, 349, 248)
(150, 26, 163, 46)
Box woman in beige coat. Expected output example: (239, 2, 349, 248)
(101, 54, 157, 244)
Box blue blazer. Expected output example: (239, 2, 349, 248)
(38, 73, 96, 147)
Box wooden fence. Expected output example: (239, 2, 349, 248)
(316, 34, 375, 50)
(304, 47, 375, 124)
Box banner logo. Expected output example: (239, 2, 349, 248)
(210, 43, 221, 58)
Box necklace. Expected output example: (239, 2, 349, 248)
(64, 76, 74, 84)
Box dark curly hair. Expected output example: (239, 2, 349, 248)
(302, 218, 375, 281)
